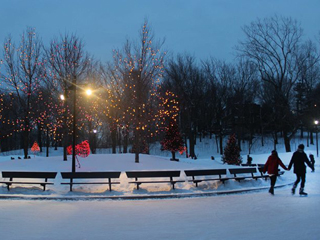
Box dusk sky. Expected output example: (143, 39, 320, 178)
(0, 0, 319, 63)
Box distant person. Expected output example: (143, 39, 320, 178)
(263, 150, 288, 195)
(288, 144, 314, 196)
(309, 154, 315, 171)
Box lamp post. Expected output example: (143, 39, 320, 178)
(71, 84, 77, 173)
(62, 84, 92, 173)
(93, 129, 97, 154)
(315, 120, 319, 157)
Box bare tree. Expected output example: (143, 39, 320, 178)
(45, 33, 89, 160)
(202, 58, 235, 155)
(99, 62, 125, 154)
(236, 15, 318, 152)
(294, 40, 320, 141)
(164, 54, 206, 158)
(109, 20, 166, 163)
(232, 59, 259, 148)
(1, 27, 43, 158)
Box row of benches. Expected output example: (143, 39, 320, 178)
(0, 167, 273, 192)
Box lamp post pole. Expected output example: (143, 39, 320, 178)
(72, 84, 77, 173)
(315, 120, 319, 158)
(93, 129, 97, 154)
(62, 83, 92, 172)
(317, 131, 318, 158)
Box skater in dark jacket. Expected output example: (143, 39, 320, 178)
(263, 150, 288, 195)
(288, 144, 314, 196)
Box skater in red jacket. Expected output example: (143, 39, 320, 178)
(263, 150, 288, 195)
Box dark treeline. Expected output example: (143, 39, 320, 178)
(0, 16, 320, 159)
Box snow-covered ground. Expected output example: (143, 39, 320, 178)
(0, 138, 319, 240)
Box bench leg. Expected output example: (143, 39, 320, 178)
(6, 183, 10, 191)
(108, 179, 112, 192)
(137, 183, 140, 190)
(70, 184, 73, 192)
(172, 183, 175, 190)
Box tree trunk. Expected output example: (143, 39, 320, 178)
(46, 128, 49, 157)
(23, 117, 30, 159)
(189, 131, 196, 159)
(184, 135, 188, 158)
(111, 125, 117, 154)
(38, 125, 43, 152)
(134, 128, 140, 163)
(215, 135, 219, 153)
(238, 138, 241, 152)
(118, 127, 122, 153)
(171, 151, 176, 161)
(63, 147, 67, 160)
(123, 130, 128, 153)
(23, 129, 29, 159)
(219, 134, 223, 155)
(283, 132, 291, 152)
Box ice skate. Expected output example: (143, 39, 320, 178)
(269, 187, 274, 195)
(299, 188, 308, 196)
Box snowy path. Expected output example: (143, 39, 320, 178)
(1, 172, 319, 240)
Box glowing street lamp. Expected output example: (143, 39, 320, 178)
(86, 89, 92, 96)
(60, 94, 65, 101)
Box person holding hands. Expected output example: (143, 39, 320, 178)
(263, 150, 288, 195)
(288, 144, 314, 196)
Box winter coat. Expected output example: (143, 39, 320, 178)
(288, 150, 314, 174)
(263, 155, 287, 175)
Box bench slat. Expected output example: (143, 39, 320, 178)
(61, 171, 121, 179)
(126, 170, 181, 178)
(184, 169, 230, 187)
(129, 180, 184, 184)
(60, 171, 122, 192)
(2, 171, 57, 179)
(229, 168, 257, 175)
(61, 182, 120, 185)
(126, 170, 182, 190)
(185, 169, 227, 177)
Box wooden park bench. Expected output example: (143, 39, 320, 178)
(228, 167, 266, 182)
(60, 171, 121, 192)
(241, 163, 257, 167)
(125, 170, 184, 190)
(184, 169, 230, 187)
(0, 171, 57, 191)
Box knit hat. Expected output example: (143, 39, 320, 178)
(298, 144, 305, 150)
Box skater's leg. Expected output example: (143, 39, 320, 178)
(294, 174, 301, 186)
(300, 172, 306, 189)
(292, 174, 301, 194)
(299, 173, 307, 195)
(269, 175, 277, 195)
